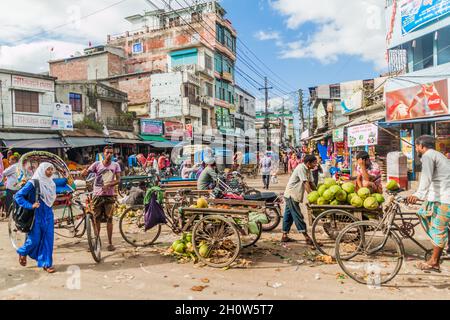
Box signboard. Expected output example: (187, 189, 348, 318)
(340, 80, 363, 113)
(13, 114, 51, 128)
(400, 129, 414, 171)
(347, 124, 378, 147)
(51, 103, 74, 131)
(141, 119, 163, 136)
(332, 128, 345, 142)
(164, 121, 184, 137)
(386, 79, 449, 121)
(301, 129, 310, 140)
(12, 75, 54, 91)
(401, 0, 450, 35)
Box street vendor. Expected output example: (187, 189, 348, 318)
(281, 154, 319, 246)
(355, 151, 382, 194)
(197, 158, 218, 190)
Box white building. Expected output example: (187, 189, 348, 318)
(234, 85, 256, 135)
(0, 69, 56, 130)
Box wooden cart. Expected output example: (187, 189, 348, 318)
(306, 204, 383, 258)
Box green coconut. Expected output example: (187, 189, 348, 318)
(364, 197, 379, 210)
(351, 195, 364, 208)
(347, 193, 357, 204)
(307, 191, 321, 204)
(322, 189, 335, 201)
(324, 178, 337, 189)
(386, 180, 400, 191)
(318, 185, 328, 196)
(317, 197, 329, 205)
(372, 193, 385, 204)
(335, 189, 347, 202)
(342, 182, 355, 194)
(357, 187, 371, 200)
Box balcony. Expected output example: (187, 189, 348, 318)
(105, 115, 134, 132)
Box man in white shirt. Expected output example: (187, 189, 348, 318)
(259, 152, 272, 190)
(407, 135, 450, 272)
(3, 155, 20, 213)
(281, 155, 318, 245)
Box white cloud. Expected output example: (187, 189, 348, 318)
(254, 30, 281, 41)
(256, 94, 295, 112)
(0, 0, 196, 73)
(270, 0, 388, 70)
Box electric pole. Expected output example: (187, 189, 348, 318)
(259, 77, 273, 150)
(298, 89, 304, 133)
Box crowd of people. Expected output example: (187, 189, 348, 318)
(1, 134, 449, 275)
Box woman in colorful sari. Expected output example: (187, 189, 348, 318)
(16, 163, 57, 273)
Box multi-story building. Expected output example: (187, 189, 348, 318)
(234, 85, 256, 135)
(384, 0, 450, 176)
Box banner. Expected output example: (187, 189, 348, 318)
(164, 121, 184, 137)
(51, 103, 74, 131)
(386, 79, 449, 121)
(401, 0, 450, 35)
(347, 124, 378, 147)
(332, 128, 345, 142)
(141, 119, 163, 136)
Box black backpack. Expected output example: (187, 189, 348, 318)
(13, 180, 40, 233)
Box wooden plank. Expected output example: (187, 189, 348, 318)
(207, 199, 266, 207)
(181, 207, 250, 215)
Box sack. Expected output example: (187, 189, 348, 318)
(144, 192, 167, 231)
(13, 180, 40, 233)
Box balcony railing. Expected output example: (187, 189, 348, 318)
(105, 116, 134, 132)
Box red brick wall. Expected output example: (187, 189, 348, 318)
(50, 58, 88, 81)
(107, 53, 124, 77)
(116, 76, 151, 105)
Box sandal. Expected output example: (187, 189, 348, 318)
(281, 236, 296, 243)
(107, 244, 116, 252)
(19, 255, 27, 267)
(43, 267, 56, 274)
(415, 261, 441, 273)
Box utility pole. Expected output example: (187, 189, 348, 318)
(298, 89, 304, 133)
(258, 77, 273, 150)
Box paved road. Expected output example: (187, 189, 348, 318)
(1, 174, 449, 300)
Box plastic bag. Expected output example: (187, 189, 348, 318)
(144, 192, 167, 231)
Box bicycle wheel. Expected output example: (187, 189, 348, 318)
(86, 213, 102, 263)
(311, 209, 359, 258)
(9, 211, 27, 250)
(261, 207, 281, 231)
(54, 205, 77, 238)
(239, 221, 262, 248)
(192, 215, 241, 268)
(335, 221, 404, 286)
(119, 207, 161, 247)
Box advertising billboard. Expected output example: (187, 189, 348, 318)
(347, 124, 378, 147)
(386, 79, 449, 121)
(51, 103, 74, 131)
(141, 119, 163, 136)
(401, 0, 450, 35)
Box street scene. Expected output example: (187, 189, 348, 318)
(0, 0, 450, 301)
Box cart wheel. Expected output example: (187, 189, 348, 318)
(262, 207, 281, 231)
(8, 210, 27, 251)
(239, 221, 262, 248)
(86, 213, 102, 263)
(311, 209, 359, 258)
(192, 215, 241, 268)
(119, 207, 161, 247)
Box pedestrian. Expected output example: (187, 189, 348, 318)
(158, 153, 167, 171)
(288, 153, 300, 173)
(2, 150, 12, 170)
(407, 135, 450, 271)
(259, 152, 272, 190)
(197, 158, 218, 190)
(16, 163, 57, 273)
(3, 154, 20, 213)
(312, 155, 323, 187)
(281, 154, 318, 246)
(283, 152, 289, 174)
(355, 151, 382, 194)
(81, 145, 121, 252)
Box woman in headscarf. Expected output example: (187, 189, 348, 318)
(16, 163, 57, 273)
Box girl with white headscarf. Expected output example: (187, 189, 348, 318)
(16, 162, 57, 273)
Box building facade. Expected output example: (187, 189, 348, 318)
(234, 85, 256, 135)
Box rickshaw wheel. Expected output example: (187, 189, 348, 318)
(192, 215, 241, 268)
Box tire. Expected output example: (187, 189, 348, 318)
(245, 189, 261, 196)
(86, 214, 102, 263)
(240, 221, 262, 248)
(335, 221, 404, 286)
(119, 207, 161, 247)
(8, 211, 27, 251)
(262, 206, 281, 231)
(311, 209, 359, 258)
(192, 215, 241, 268)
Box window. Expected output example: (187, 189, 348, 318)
(69, 93, 82, 113)
(413, 32, 434, 71)
(169, 17, 180, 27)
(330, 85, 341, 99)
(202, 109, 208, 126)
(191, 12, 201, 23)
(205, 54, 212, 71)
(214, 53, 223, 73)
(184, 84, 198, 104)
(132, 42, 143, 54)
(438, 26, 450, 66)
(14, 90, 39, 113)
(204, 83, 213, 97)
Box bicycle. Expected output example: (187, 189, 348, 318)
(334, 193, 432, 285)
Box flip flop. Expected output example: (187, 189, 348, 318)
(19, 255, 27, 267)
(107, 244, 116, 252)
(281, 236, 296, 243)
(415, 261, 441, 273)
(43, 267, 56, 274)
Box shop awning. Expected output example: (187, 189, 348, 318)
(3, 138, 67, 149)
(139, 135, 179, 148)
(64, 137, 110, 148)
(0, 132, 60, 140)
(380, 115, 450, 126)
(139, 135, 168, 142)
(110, 138, 146, 145)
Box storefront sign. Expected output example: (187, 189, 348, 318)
(386, 79, 449, 122)
(301, 130, 310, 140)
(13, 114, 52, 128)
(347, 124, 378, 147)
(332, 128, 345, 142)
(141, 119, 163, 136)
(436, 121, 450, 157)
(51, 103, 74, 131)
(401, 0, 450, 35)
(164, 121, 184, 137)
(400, 129, 414, 172)
(12, 75, 54, 91)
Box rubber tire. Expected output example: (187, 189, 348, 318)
(311, 209, 359, 257)
(119, 207, 161, 247)
(86, 214, 102, 263)
(262, 206, 281, 231)
(241, 221, 262, 248)
(335, 221, 404, 285)
(8, 212, 27, 251)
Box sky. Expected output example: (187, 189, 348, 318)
(0, 0, 388, 113)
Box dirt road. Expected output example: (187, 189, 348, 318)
(1, 174, 449, 300)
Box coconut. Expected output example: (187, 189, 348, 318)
(342, 182, 355, 194)
(357, 187, 371, 200)
(351, 195, 364, 208)
(335, 189, 347, 202)
(364, 197, 379, 210)
(307, 191, 320, 204)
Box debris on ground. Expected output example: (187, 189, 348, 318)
(316, 255, 335, 265)
(266, 281, 283, 288)
(191, 285, 208, 292)
(315, 274, 321, 280)
(201, 278, 210, 283)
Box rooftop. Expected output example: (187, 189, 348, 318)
(0, 68, 56, 81)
